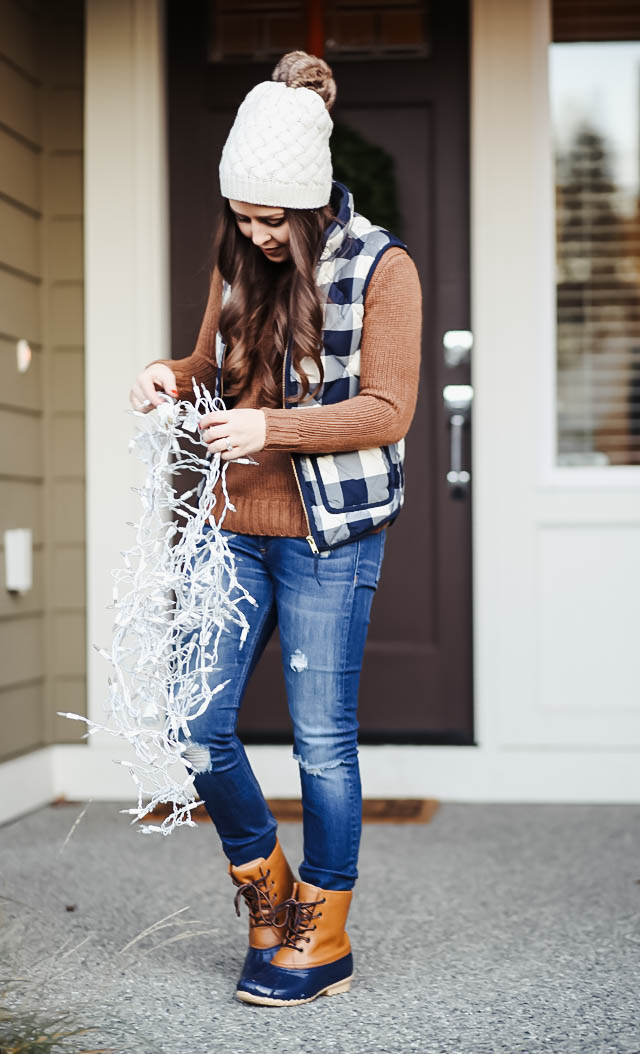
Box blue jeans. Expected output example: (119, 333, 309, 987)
(177, 527, 386, 891)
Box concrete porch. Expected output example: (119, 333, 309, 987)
(1, 801, 637, 1053)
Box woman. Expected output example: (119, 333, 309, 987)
(129, 50, 422, 1007)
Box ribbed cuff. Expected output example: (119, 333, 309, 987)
(262, 408, 301, 450)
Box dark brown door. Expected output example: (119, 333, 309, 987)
(168, 0, 473, 744)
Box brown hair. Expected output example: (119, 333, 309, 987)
(213, 51, 339, 408)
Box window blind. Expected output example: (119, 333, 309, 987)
(551, 5, 640, 466)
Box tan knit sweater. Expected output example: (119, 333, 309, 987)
(148, 246, 422, 536)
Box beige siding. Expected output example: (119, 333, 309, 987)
(0, 132, 40, 210)
(0, 0, 86, 763)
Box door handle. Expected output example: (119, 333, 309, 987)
(443, 384, 473, 498)
(443, 329, 473, 368)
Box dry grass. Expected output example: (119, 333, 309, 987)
(0, 987, 113, 1053)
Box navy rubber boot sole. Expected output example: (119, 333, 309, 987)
(236, 951, 353, 1006)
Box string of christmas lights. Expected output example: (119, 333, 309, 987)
(58, 382, 257, 834)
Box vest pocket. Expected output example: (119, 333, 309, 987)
(310, 445, 396, 513)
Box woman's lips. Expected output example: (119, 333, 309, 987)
(263, 246, 280, 254)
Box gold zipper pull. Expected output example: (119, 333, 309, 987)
(283, 335, 320, 556)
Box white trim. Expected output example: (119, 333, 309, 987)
(47, 743, 640, 805)
(84, 0, 170, 730)
(0, 749, 54, 827)
(540, 33, 640, 488)
(470, 0, 640, 757)
(3, 740, 640, 831)
(539, 466, 640, 490)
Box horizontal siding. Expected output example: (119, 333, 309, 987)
(0, 0, 44, 764)
(0, 268, 41, 343)
(52, 413, 84, 477)
(0, 196, 40, 276)
(0, 127, 40, 211)
(45, 20, 83, 85)
(0, 407, 43, 478)
(52, 544, 84, 607)
(52, 676, 86, 741)
(48, 154, 83, 218)
(48, 219, 83, 282)
(53, 480, 85, 544)
(47, 87, 82, 151)
(50, 281, 83, 345)
(52, 610, 85, 677)
(0, 54, 41, 146)
(0, 336, 42, 411)
(0, 0, 40, 80)
(0, 479, 42, 542)
(0, 681, 43, 758)
(0, 0, 87, 764)
(51, 347, 83, 410)
(0, 615, 43, 688)
(0, 546, 44, 615)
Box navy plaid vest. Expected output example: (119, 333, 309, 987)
(215, 180, 409, 552)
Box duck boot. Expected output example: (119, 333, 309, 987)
(236, 880, 353, 1006)
(229, 838, 295, 987)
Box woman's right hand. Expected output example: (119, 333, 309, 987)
(129, 363, 179, 413)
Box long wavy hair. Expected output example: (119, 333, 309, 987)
(212, 196, 341, 407)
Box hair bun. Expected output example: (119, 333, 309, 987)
(271, 50, 336, 112)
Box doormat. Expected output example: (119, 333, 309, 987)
(131, 798, 440, 825)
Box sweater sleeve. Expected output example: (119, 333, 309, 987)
(144, 266, 224, 400)
(261, 247, 422, 453)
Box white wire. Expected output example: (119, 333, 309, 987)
(58, 380, 257, 835)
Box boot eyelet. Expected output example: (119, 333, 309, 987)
(320, 898, 326, 904)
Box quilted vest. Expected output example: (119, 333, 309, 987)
(214, 179, 409, 553)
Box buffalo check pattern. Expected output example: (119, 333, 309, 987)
(216, 179, 410, 552)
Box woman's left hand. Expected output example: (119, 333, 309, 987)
(198, 408, 266, 461)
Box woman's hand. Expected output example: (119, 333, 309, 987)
(198, 408, 266, 461)
(129, 364, 178, 412)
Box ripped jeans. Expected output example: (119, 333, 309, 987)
(178, 526, 386, 891)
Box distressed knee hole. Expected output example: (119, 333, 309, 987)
(289, 649, 308, 673)
(181, 742, 212, 774)
(293, 753, 345, 777)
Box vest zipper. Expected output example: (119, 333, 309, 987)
(282, 342, 319, 554)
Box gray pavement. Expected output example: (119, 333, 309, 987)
(1, 800, 639, 1054)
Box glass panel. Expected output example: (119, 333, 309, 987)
(207, 0, 429, 62)
(551, 41, 640, 466)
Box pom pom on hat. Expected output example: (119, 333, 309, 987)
(219, 52, 335, 209)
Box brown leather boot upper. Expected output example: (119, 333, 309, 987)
(270, 880, 352, 969)
(229, 838, 295, 950)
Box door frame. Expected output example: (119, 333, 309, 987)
(43, 0, 638, 818)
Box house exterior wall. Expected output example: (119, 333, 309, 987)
(0, 0, 86, 765)
(1, 0, 638, 823)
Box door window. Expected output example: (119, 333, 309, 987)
(551, 2, 640, 466)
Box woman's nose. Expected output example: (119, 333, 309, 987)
(251, 225, 271, 246)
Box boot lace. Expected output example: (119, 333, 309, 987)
(232, 868, 286, 929)
(277, 895, 327, 953)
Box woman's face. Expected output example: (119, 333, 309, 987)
(229, 199, 290, 262)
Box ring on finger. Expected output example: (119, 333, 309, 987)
(225, 436, 234, 451)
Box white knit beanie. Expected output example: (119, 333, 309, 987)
(219, 56, 334, 209)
